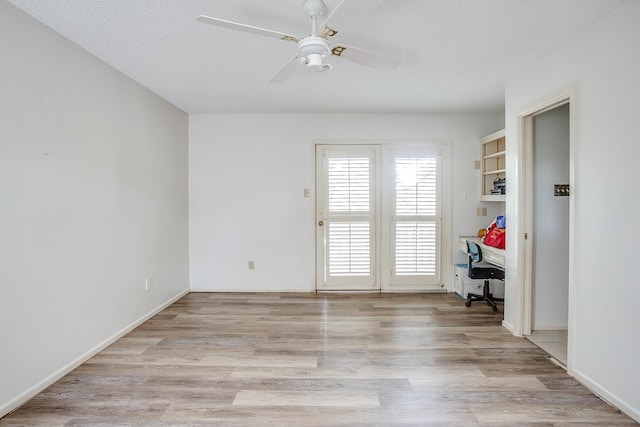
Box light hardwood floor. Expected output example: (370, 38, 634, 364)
(1, 293, 636, 426)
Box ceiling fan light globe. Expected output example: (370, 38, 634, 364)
(305, 53, 324, 71)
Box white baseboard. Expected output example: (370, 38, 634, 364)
(529, 324, 568, 331)
(189, 288, 314, 293)
(502, 319, 520, 336)
(0, 288, 190, 419)
(190, 288, 480, 296)
(570, 367, 639, 424)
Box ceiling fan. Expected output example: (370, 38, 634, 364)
(196, 0, 401, 83)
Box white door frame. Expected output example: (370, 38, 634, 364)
(516, 87, 577, 373)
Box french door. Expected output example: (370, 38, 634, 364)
(316, 143, 442, 291)
(315, 145, 380, 290)
(388, 151, 441, 288)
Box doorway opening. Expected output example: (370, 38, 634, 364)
(521, 99, 573, 368)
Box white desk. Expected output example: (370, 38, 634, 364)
(459, 236, 505, 268)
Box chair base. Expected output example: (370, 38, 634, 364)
(465, 279, 504, 311)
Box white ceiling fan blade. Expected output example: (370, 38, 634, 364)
(320, 0, 385, 38)
(269, 55, 302, 83)
(331, 44, 400, 71)
(196, 15, 298, 43)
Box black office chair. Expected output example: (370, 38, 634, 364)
(465, 240, 504, 311)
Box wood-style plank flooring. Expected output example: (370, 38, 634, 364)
(1, 293, 636, 426)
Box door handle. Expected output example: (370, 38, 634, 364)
(318, 220, 324, 226)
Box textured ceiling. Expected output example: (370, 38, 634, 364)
(6, 0, 625, 114)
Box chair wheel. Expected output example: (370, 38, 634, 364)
(492, 305, 498, 312)
(465, 300, 471, 307)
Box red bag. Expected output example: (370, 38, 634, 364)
(483, 223, 505, 249)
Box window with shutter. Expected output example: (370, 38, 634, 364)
(392, 156, 440, 284)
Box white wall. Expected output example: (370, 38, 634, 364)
(504, 0, 639, 420)
(532, 104, 570, 329)
(189, 113, 503, 292)
(0, 2, 189, 416)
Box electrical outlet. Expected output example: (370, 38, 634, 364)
(145, 277, 152, 292)
(248, 260, 255, 270)
(476, 207, 482, 216)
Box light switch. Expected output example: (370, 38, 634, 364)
(554, 184, 570, 196)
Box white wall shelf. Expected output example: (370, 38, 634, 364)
(480, 129, 506, 202)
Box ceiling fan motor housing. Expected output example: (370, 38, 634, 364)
(298, 36, 330, 71)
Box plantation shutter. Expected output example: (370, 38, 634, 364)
(327, 157, 372, 277)
(392, 156, 440, 283)
(316, 144, 443, 291)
